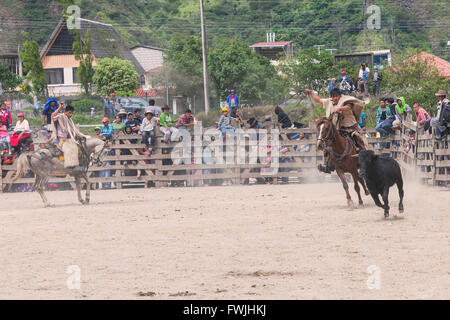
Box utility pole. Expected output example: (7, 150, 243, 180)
(165, 64, 169, 106)
(199, 0, 210, 114)
(314, 45, 325, 55)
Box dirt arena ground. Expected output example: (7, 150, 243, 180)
(0, 182, 449, 300)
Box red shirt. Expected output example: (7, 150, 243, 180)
(415, 107, 430, 125)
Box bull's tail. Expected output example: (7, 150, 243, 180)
(9, 153, 31, 191)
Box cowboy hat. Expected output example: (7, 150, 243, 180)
(435, 89, 447, 97)
(144, 108, 153, 115)
(117, 109, 127, 116)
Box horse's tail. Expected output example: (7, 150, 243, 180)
(9, 153, 31, 191)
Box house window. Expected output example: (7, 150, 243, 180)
(45, 68, 64, 84)
(73, 67, 79, 83)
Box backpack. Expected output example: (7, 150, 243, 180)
(441, 102, 450, 123)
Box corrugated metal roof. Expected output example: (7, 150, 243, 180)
(251, 41, 292, 48)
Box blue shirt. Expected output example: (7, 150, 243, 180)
(358, 112, 366, 128)
(100, 124, 114, 140)
(362, 71, 368, 82)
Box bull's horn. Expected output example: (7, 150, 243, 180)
(351, 154, 359, 158)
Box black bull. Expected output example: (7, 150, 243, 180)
(355, 150, 404, 218)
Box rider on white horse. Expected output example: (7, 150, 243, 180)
(51, 103, 87, 171)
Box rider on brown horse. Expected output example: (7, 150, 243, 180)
(306, 88, 368, 173)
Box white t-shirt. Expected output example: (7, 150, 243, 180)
(14, 119, 30, 132)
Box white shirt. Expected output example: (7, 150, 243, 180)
(141, 117, 157, 132)
(358, 67, 370, 78)
(14, 119, 30, 133)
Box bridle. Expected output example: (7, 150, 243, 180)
(89, 140, 109, 167)
(317, 117, 335, 147)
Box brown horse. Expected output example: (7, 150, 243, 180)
(316, 114, 369, 206)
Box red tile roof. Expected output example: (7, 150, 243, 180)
(251, 41, 292, 48)
(406, 51, 450, 78)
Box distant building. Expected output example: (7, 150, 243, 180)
(404, 51, 450, 79)
(333, 50, 392, 69)
(130, 45, 165, 90)
(40, 18, 145, 97)
(251, 33, 293, 63)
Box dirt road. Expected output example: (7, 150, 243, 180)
(0, 182, 448, 299)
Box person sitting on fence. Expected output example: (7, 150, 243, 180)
(117, 109, 127, 123)
(412, 103, 431, 133)
(375, 115, 401, 138)
(275, 106, 300, 140)
(125, 112, 140, 134)
(112, 115, 125, 133)
(159, 104, 179, 144)
(424, 90, 449, 141)
(306, 87, 367, 173)
(99, 117, 114, 140)
(134, 109, 143, 125)
(10, 113, 31, 151)
(175, 109, 195, 141)
(0, 123, 10, 154)
(394, 97, 412, 121)
(141, 108, 157, 155)
(0, 102, 12, 129)
(298, 131, 311, 163)
(376, 98, 391, 124)
(247, 117, 262, 129)
(218, 107, 235, 137)
(230, 108, 245, 128)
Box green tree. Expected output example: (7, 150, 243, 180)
(19, 40, 47, 98)
(72, 30, 95, 96)
(92, 57, 139, 97)
(0, 63, 22, 93)
(278, 48, 335, 98)
(165, 35, 205, 102)
(209, 39, 286, 104)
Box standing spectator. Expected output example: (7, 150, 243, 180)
(41, 98, 59, 129)
(109, 93, 116, 117)
(141, 109, 157, 155)
(125, 112, 140, 134)
(112, 115, 125, 133)
(376, 98, 391, 124)
(33, 96, 41, 117)
(372, 67, 382, 95)
(159, 105, 178, 143)
(227, 89, 239, 111)
(361, 65, 369, 97)
(103, 95, 110, 117)
(99, 117, 114, 140)
(90, 105, 96, 118)
(338, 70, 349, 84)
(349, 77, 356, 93)
(218, 107, 235, 136)
(0, 102, 12, 129)
(425, 90, 449, 140)
(358, 63, 370, 79)
(358, 111, 367, 131)
(328, 78, 337, 92)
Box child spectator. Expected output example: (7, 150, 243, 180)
(0, 123, 10, 154)
(218, 107, 235, 136)
(99, 117, 114, 140)
(0, 102, 12, 129)
(141, 109, 157, 155)
(125, 112, 140, 134)
(159, 105, 179, 143)
(112, 115, 125, 133)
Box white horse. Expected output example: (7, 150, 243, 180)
(10, 137, 109, 207)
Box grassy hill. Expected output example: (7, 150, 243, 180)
(0, 0, 449, 59)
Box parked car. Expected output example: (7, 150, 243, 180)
(115, 97, 147, 113)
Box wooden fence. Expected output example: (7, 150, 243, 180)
(1, 121, 449, 192)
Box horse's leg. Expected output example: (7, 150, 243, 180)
(336, 168, 353, 206)
(382, 186, 390, 218)
(83, 173, 90, 205)
(74, 175, 85, 204)
(36, 175, 51, 207)
(397, 179, 404, 213)
(351, 172, 363, 206)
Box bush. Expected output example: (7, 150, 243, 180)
(71, 98, 103, 114)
